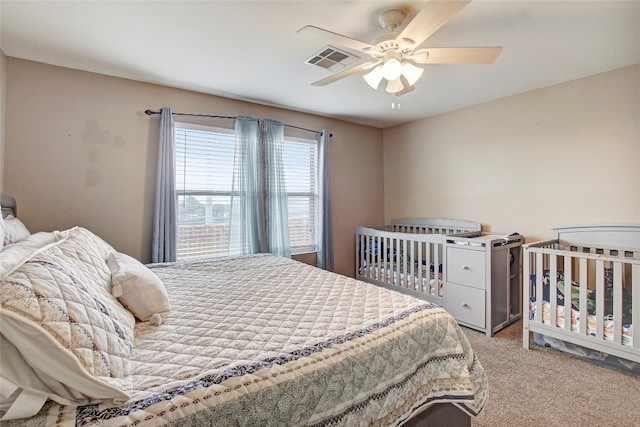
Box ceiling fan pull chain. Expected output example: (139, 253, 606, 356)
(391, 94, 400, 110)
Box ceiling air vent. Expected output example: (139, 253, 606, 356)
(305, 46, 359, 72)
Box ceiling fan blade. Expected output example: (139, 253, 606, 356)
(396, 76, 415, 96)
(297, 25, 379, 54)
(398, 0, 472, 48)
(311, 61, 380, 87)
(412, 47, 502, 64)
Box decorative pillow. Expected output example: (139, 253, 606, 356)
(3, 215, 30, 245)
(107, 252, 170, 323)
(0, 227, 135, 419)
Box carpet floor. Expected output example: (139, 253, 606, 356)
(463, 320, 640, 426)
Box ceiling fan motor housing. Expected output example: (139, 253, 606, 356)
(377, 9, 407, 31)
(367, 9, 417, 59)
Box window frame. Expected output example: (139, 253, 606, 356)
(174, 122, 318, 258)
(282, 135, 319, 255)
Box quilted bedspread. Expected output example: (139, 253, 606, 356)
(17, 254, 487, 426)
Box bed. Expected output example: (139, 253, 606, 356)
(523, 224, 640, 367)
(0, 196, 487, 426)
(356, 218, 481, 305)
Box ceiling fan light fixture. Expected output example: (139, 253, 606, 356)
(363, 66, 384, 89)
(381, 58, 403, 81)
(402, 62, 424, 86)
(302, 1, 501, 99)
(385, 78, 404, 94)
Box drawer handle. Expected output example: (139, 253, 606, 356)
(461, 303, 469, 308)
(462, 265, 470, 270)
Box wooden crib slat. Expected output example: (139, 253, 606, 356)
(523, 248, 531, 349)
(535, 254, 544, 326)
(393, 237, 399, 286)
(417, 242, 423, 293)
(613, 262, 623, 345)
(373, 235, 379, 279)
(363, 234, 370, 278)
(433, 242, 440, 296)
(633, 264, 639, 350)
(402, 238, 408, 289)
(563, 255, 572, 331)
(416, 240, 421, 291)
(394, 236, 400, 286)
(377, 235, 382, 281)
(365, 234, 372, 279)
(372, 233, 379, 281)
(409, 239, 416, 291)
(579, 258, 588, 336)
(373, 234, 379, 279)
(550, 255, 558, 328)
(362, 234, 368, 279)
(383, 235, 389, 282)
(595, 261, 605, 340)
(357, 233, 363, 276)
(392, 235, 398, 284)
(424, 242, 430, 293)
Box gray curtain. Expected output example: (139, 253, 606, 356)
(316, 129, 334, 271)
(152, 107, 177, 263)
(228, 115, 265, 256)
(262, 119, 291, 258)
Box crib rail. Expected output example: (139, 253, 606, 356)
(390, 218, 481, 235)
(523, 240, 640, 363)
(355, 226, 447, 304)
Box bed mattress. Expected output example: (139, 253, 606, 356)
(7, 253, 487, 426)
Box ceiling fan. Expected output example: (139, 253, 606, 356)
(297, 0, 502, 96)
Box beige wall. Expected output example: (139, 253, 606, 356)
(0, 4, 4, 191)
(0, 49, 6, 190)
(383, 64, 640, 242)
(5, 57, 639, 276)
(4, 58, 384, 277)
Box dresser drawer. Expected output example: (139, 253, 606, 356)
(444, 283, 486, 329)
(446, 246, 486, 289)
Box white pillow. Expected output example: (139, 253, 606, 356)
(108, 252, 170, 323)
(3, 216, 30, 245)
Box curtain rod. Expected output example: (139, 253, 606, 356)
(144, 109, 330, 137)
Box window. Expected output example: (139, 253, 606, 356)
(283, 137, 318, 253)
(175, 123, 318, 259)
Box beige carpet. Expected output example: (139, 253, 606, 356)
(463, 320, 640, 426)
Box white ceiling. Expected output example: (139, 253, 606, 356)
(1, 0, 639, 128)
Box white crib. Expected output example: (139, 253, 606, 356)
(355, 218, 481, 305)
(523, 225, 640, 364)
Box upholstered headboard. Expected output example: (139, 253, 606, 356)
(1, 193, 17, 218)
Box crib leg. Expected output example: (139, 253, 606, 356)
(523, 321, 530, 349)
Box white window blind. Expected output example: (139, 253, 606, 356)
(283, 138, 318, 253)
(175, 123, 318, 260)
(175, 124, 235, 259)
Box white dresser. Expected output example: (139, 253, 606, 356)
(444, 232, 524, 336)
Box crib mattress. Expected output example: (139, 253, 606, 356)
(23, 254, 486, 426)
(530, 301, 633, 346)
